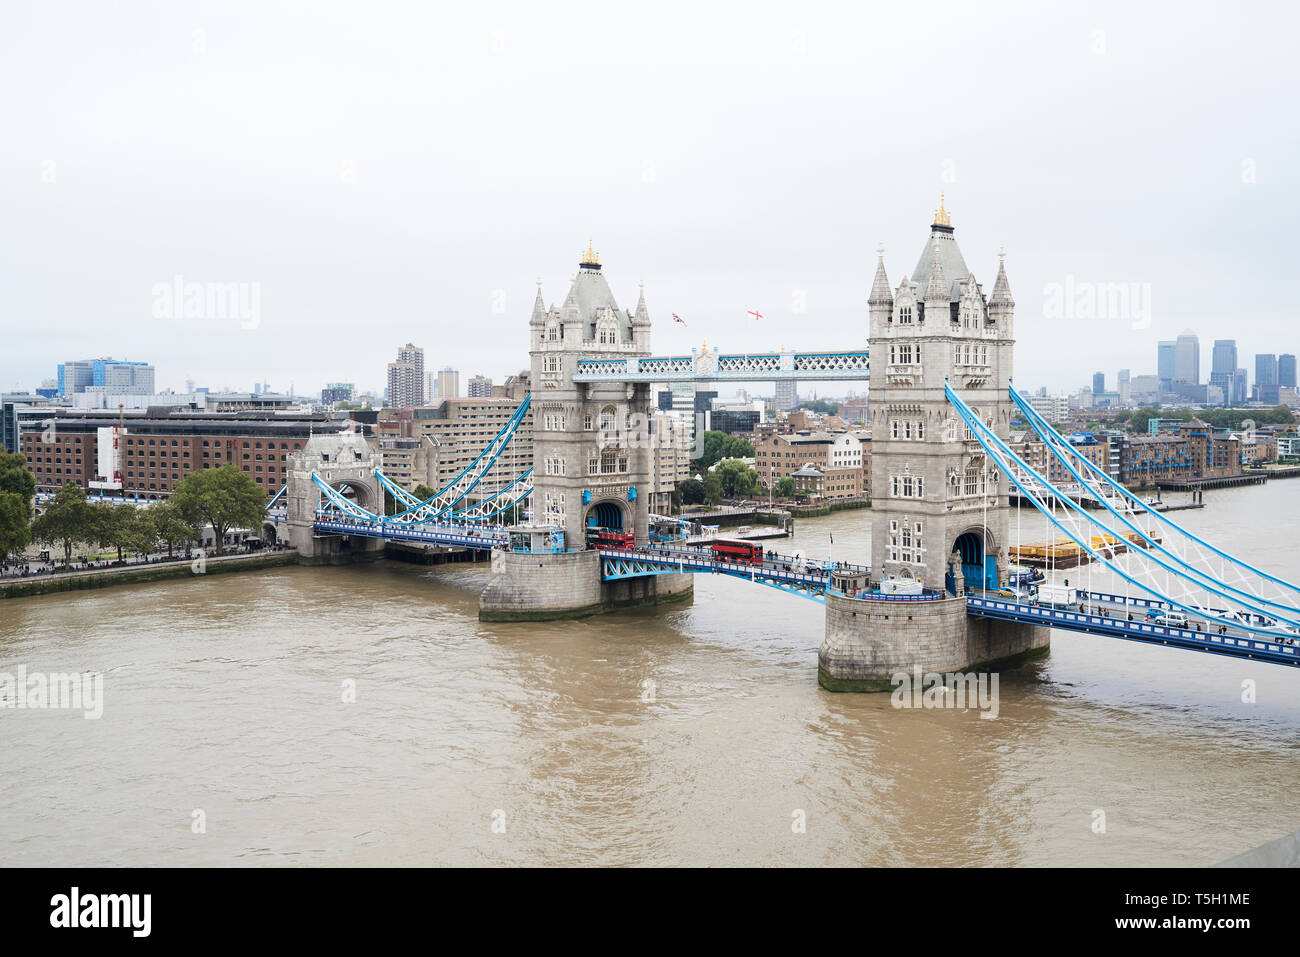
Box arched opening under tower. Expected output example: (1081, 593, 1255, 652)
(319, 480, 379, 519)
(262, 522, 278, 545)
(952, 530, 997, 593)
(586, 501, 625, 532)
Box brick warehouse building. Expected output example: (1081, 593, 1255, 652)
(21, 409, 369, 499)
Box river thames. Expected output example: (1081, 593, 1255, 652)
(2, 480, 1299, 866)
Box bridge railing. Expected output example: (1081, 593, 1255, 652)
(967, 595, 1300, 664)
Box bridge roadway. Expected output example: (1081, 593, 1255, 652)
(306, 520, 1300, 668)
(968, 590, 1300, 668)
(313, 517, 506, 550)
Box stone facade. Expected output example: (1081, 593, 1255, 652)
(822, 201, 1049, 691)
(285, 431, 385, 564)
(819, 593, 1049, 692)
(479, 550, 692, 621)
(528, 242, 653, 546)
(867, 200, 1018, 592)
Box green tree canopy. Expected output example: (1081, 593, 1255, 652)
(714, 458, 760, 498)
(30, 483, 93, 563)
(0, 450, 36, 510)
(798, 399, 839, 415)
(693, 431, 755, 470)
(412, 484, 437, 502)
(169, 464, 267, 555)
(777, 476, 796, 498)
(152, 500, 199, 557)
(702, 472, 724, 506)
(677, 478, 707, 506)
(0, 490, 31, 560)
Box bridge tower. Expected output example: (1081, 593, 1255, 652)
(285, 431, 386, 564)
(820, 200, 1049, 690)
(479, 241, 692, 620)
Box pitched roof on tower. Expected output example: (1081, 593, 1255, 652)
(911, 196, 972, 301)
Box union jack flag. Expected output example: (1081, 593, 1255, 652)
(673, 313, 686, 325)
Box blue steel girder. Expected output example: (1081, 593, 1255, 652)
(967, 595, 1300, 669)
(572, 349, 870, 383)
(598, 551, 829, 603)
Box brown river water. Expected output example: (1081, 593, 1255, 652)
(2, 481, 1298, 866)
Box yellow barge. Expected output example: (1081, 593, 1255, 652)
(1010, 530, 1161, 568)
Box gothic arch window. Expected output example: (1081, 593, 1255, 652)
(601, 448, 618, 473)
(963, 456, 985, 497)
(599, 405, 617, 432)
(899, 305, 913, 325)
(546, 322, 559, 341)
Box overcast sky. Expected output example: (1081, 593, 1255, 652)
(3, 0, 1297, 397)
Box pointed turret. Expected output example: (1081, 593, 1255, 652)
(632, 281, 650, 325)
(530, 278, 547, 326)
(989, 247, 1014, 307)
(869, 244, 893, 306)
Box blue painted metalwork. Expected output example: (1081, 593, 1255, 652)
(378, 394, 533, 524)
(314, 517, 505, 550)
(571, 349, 870, 383)
(947, 384, 1300, 637)
(1011, 386, 1300, 609)
(967, 595, 1300, 668)
(597, 547, 830, 602)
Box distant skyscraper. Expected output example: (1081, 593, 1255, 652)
(1236, 368, 1248, 405)
(387, 343, 425, 408)
(1117, 368, 1130, 403)
(1211, 340, 1237, 377)
(1210, 340, 1239, 408)
(774, 379, 798, 411)
(1255, 353, 1278, 387)
(1174, 332, 1199, 384)
(1092, 372, 1105, 395)
(1157, 341, 1176, 388)
(436, 367, 460, 400)
(1279, 354, 1296, 389)
(467, 375, 492, 398)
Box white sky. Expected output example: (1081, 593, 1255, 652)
(2, 0, 1297, 396)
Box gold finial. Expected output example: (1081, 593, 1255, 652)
(933, 193, 951, 227)
(581, 237, 599, 265)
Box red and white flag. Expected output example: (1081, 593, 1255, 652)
(747, 310, 763, 321)
(673, 313, 686, 325)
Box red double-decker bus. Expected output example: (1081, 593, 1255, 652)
(710, 538, 764, 564)
(593, 529, 635, 549)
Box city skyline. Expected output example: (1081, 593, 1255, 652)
(4, 3, 1298, 396)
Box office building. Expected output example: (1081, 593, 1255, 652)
(1157, 341, 1176, 388)
(1280, 354, 1297, 389)
(436, 367, 460, 401)
(1174, 332, 1199, 385)
(774, 379, 798, 412)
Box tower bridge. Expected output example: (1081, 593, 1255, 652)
(280, 207, 1300, 690)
